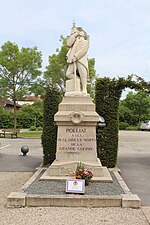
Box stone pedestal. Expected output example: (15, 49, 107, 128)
(41, 95, 112, 182)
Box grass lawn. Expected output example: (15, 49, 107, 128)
(0, 131, 42, 139)
(18, 131, 42, 138)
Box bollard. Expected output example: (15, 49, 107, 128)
(21, 145, 29, 156)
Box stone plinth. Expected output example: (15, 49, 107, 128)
(41, 95, 112, 182)
(7, 192, 27, 207)
(121, 194, 141, 208)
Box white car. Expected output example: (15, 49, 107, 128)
(140, 120, 150, 131)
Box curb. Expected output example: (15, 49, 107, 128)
(141, 206, 150, 224)
(7, 168, 141, 208)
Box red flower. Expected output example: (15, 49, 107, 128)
(75, 162, 93, 182)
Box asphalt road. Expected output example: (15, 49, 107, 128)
(0, 131, 149, 205)
(0, 138, 43, 172)
(118, 130, 150, 206)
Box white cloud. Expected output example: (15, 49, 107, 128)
(0, 0, 150, 82)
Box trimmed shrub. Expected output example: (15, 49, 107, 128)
(95, 77, 122, 168)
(95, 75, 150, 167)
(119, 122, 129, 130)
(126, 126, 139, 130)
(29, 126, 36, 131)
(95, 76, 148, 167)
(37, 126, 43, 131)
(41, 86, 61, 165)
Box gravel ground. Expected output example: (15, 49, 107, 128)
(25, 171, 125, 196)
(0, 172, 149, 225)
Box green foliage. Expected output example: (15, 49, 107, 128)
(44, 36, 68, 95)
(0, 101, 43, 129)
(0, 41, 42, 128)
(29, 126, 37, 131)
(87, 58, 96, 98)
(119, 91, 150, 125)
(95, 75, 149, 167)
(76, 162, 85, 172)
(75, 162, 93, 182)
(0, 107, 14, 128)
(42, 86, 61, 165)
(16, 112, 35, 128)
(28, 78, 46, 98)
(119, 102, 137, 126)
(95, 77, 122, 168)
(119, 122, 129, 130)
(37, 126, 43, 131)
(126, 126, 139, 130)
(18, 131, 42, 138)
(16, 102, 43, 128)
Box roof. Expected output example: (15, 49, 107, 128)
(24, 96, 41, 101)
(4, 100, 21, 108)
(0, 100, 21, 108)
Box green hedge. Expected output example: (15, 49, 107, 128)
(95, 77, 122, 168)
(0, 108, 14, 128)
(126, 126, 139, 130)
(16, 102, 43, 128)
(41, 86, 61, 165)
(95, 75, 148, 167)
(0, 102, 43, 129)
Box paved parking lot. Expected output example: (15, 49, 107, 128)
(0, 138, 43, 172)
(118, 130, 150, 206)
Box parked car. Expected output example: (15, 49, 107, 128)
(140, 120, 150, 131)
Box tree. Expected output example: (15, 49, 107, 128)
(28, 78, 46, 98)
(0, 41, 42, 128)
(87, 58, 96, 97)
(119, 91, 150, 125)
(44, 36, 67, 95)
(119, 103, 135, 126)
(44, 36, 96, 97)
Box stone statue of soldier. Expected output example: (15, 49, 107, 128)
(66, 24, 89, 94)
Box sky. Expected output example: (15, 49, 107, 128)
(0, 0, 150, 95)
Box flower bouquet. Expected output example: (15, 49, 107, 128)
(75, 162, 93, 185)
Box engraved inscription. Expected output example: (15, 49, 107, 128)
(66, 105, 87, 111)
(66, 128, 86, 133)
(57, 127, 96, 152)
(60, 166, 75, 175)
(60, 105, 91, 111)
(60, 166, 94, 175)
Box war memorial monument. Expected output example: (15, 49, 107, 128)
(41, 24, 112, 182)
(7, 25, 141, 209)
